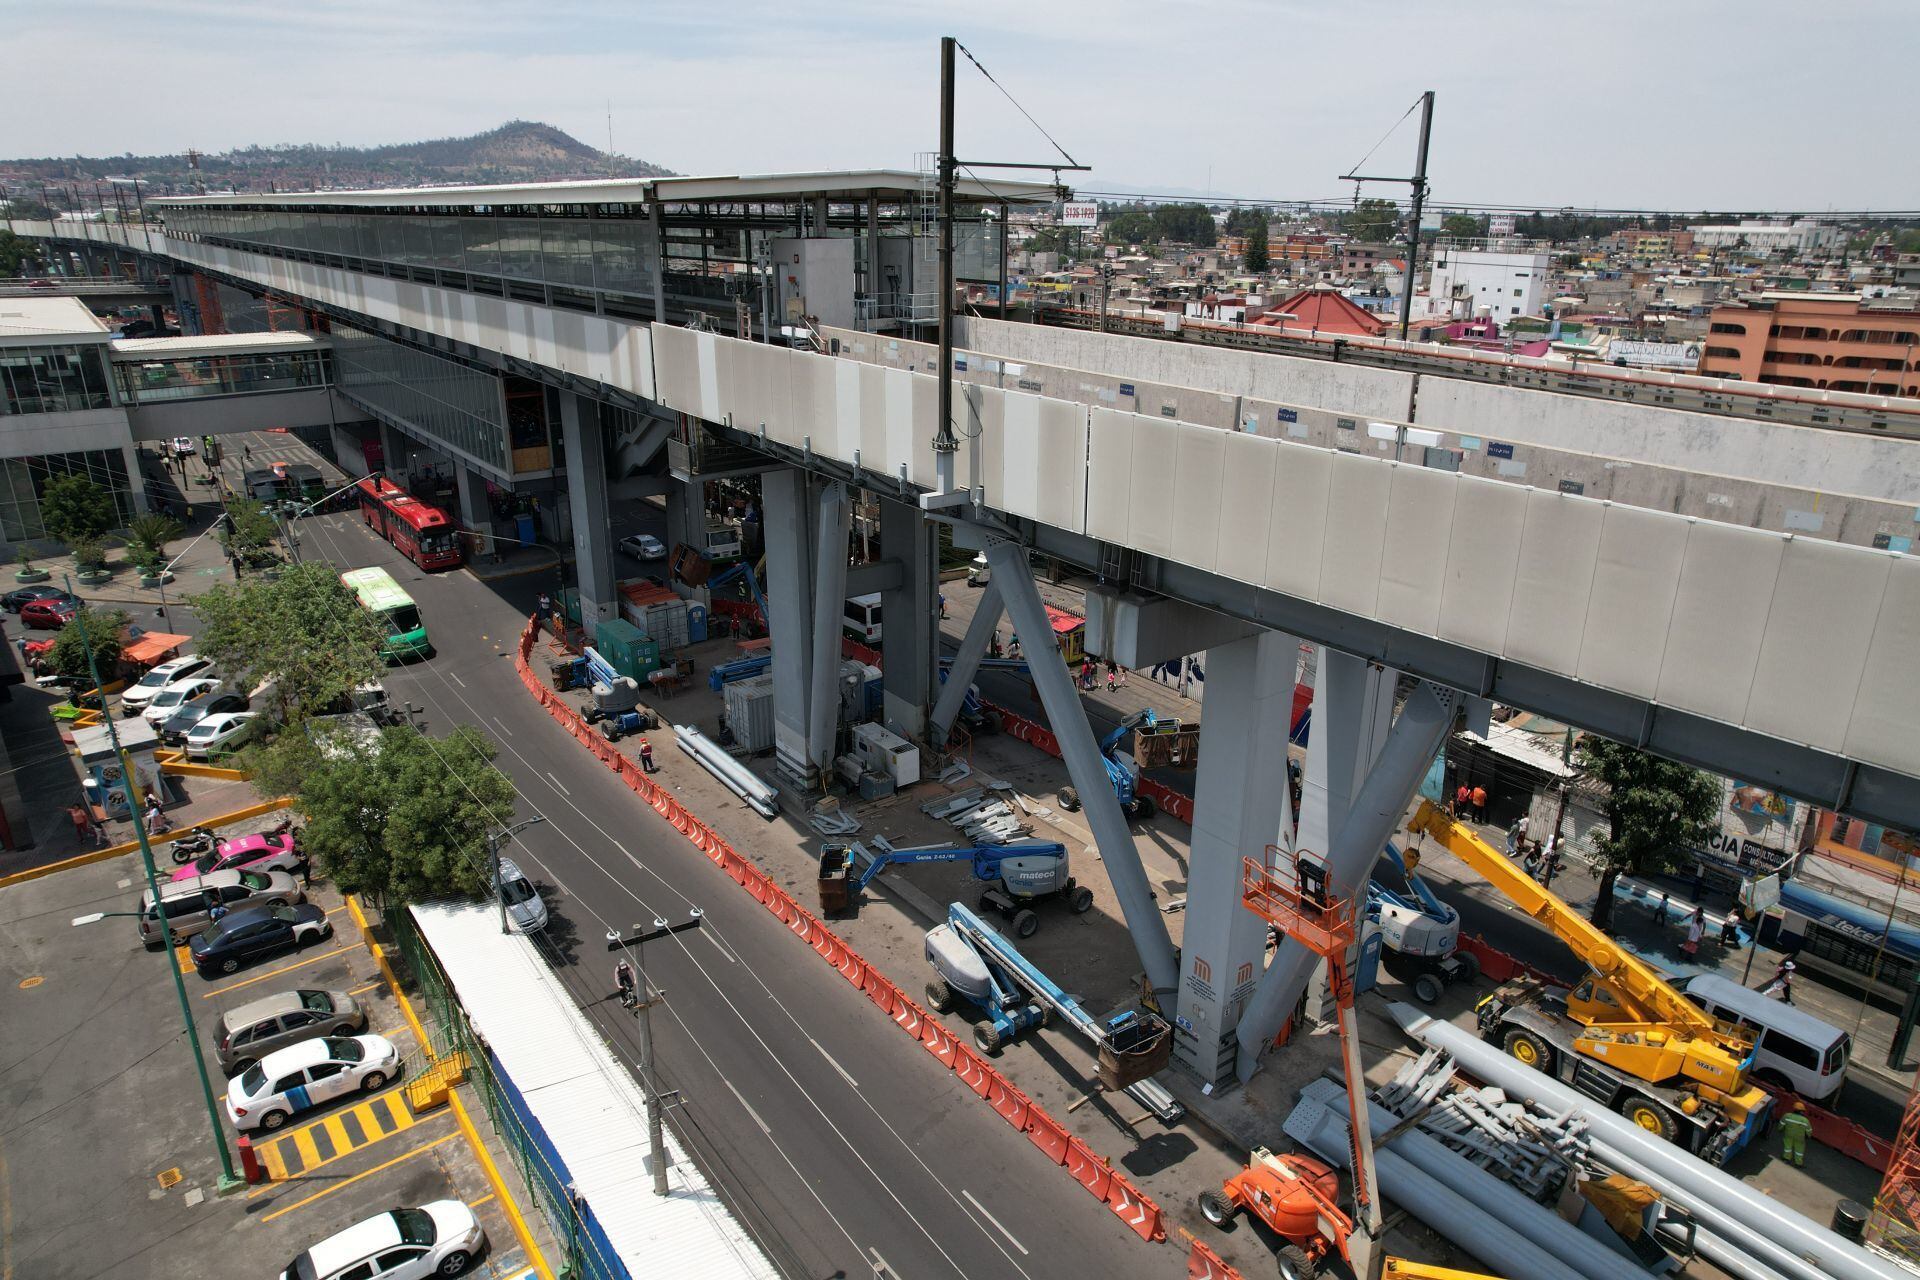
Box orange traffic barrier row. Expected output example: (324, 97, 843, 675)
(514, 616, 1168, 1244)
(1185, 1237, 1247, 1280)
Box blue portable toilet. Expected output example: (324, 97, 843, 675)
(1353, 921, 1385, 995)
(687, 602, 709, 644)
(515, 512, 536, 548)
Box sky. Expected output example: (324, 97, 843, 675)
(6, 0, 1917, 212)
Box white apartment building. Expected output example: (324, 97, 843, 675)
(1689, 219, 1842, 255)
(1424, 246, 1551, 320)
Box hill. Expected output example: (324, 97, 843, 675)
(0, 121, 673, 198)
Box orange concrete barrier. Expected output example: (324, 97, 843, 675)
(514, 615, 1168, 1244)
(1186, 1237, 1246, 1280)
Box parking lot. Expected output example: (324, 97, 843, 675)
(0, 840, 543, 1280)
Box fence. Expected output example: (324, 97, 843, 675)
(386, 904, 628, 1280)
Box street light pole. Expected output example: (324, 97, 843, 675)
(68, 580, 243, 1193)
(489, 816, 546, 934)
(607, 910, 704, 1196)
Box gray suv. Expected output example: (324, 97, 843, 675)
(136, 869, 304, 949)
(214, 989, 367, 1075)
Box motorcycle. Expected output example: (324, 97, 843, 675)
(168, 826, 219, 865)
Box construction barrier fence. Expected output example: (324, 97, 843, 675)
(517, 618, 1168, 1245)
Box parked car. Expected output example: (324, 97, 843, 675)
(1, 585, 75, 614)
(214, 988, 367, 1075)
(619, 532, 667, 561)
(171, 830, 303, 882)
(121, 654, 215, 715)
(21, 597, 78, 629)
(280, 1202, 485, 1280)
(185, 710, 262, 759)
(190, 901, 331, 977)
(136, 868, 304, 948)
(496, 857, 548, 934)
(224, 1033, 400, 1132)
(141, 676, 223, 725)
(159, 688, 249, 745)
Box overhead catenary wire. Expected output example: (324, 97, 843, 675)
(954, 41, 1079, 171)
(1342, 96, 1425, 184)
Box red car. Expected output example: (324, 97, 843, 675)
(21, 597, 78, 629)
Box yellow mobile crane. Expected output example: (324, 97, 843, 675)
(1404, 799, 1772, 1164)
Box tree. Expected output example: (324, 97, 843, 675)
(253, 724, 518, 904)
(189, 561, 387, 723)
(1150, 203, 1216, 246)
(1342, 198, 1401, 242)
(1244, 219, 1270, 273)
(220, 498, 280, 569)
(1106, 209, 1155, 244)
(127, 513, 183, 575)
(40, 475, 117, 545)
(1576, 737, 1722, 932)
(1441, 213, 1486, 239)
(49, 607, 130, 682)
(1224, 208, 1266, 238)
(0, 230, 46, 277)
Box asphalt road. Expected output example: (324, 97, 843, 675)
(285, 507, 1160, 1280)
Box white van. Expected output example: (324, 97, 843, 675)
(1682, 972, 1851, 1102)
(843, 593, 883, 645)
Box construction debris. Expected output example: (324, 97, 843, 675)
(920, 787, 1031, 844)
(808, 797, 861, 838)
(1375, 1049, 1585, 1200)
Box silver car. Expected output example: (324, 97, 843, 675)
(136, 868, 304, 948)
(214, 988, 367, 1075)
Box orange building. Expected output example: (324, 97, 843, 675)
(1700, 293, 1920, 397)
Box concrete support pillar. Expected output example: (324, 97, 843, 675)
(984, 537, 1179, 999)
(761, 469, 815, 783)
(928, 581, 1002, 747)
(453, 464, 492, 539)
(1234, 673, 1459, 1082)
(1173, 630, 1303, 1085)
(557, 392, 616, 638)
(878, 498, 936, 739)
(121, 443, 150, 516)
(664, 475, 702, 567)
(807, 482, 851, 777)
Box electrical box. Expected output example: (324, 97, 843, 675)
(850, 722, 920, 789)
(772, 237, 857, 331)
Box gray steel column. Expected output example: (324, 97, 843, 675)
(928, 581, 1003, 747)
(557, 392, 616, 637)
(879, 498, 935, 739)
(452, 464, 492, 540)
(806, 482, 851, 777)
(1173, 630, 1300, 1084)
(761, 470, 814, 781)
(648, 202, 667, 324)
(1235, 678, 1457, 1081)
(984, 538, 1178, 997)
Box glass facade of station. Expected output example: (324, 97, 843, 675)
(1, 344, 114, 416)
(331, 323, 510, 472)
(0, 449, 135, 541)
(115, 349, 328, 403)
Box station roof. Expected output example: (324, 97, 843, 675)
(110, 330, 328, 361)
(151, 168, 1066, 211)
(0, 295, 110, 347)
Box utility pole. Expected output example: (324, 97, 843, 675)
(1400, 91, 1435, 343)
(606, 911, 704, 1196)
(933, 35, 959, 494)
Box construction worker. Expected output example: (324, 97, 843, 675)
(614, 958, 637, 1009)
(1780, 1100, 1812, 1167)
(638, 736, 656, 774)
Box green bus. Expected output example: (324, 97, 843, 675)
(341, 566, 430, 661)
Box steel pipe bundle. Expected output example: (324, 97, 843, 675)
(673, 723, 779, 819)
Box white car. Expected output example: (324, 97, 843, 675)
(282, 1201, 485, 1280)
(121, 655, 214, 714)
(496, 857, 548, 934)
(141, 676, 223, 726)
(169, 436, 197, 457)
(619, 532, 667, 560)
(186, 710, 261, 759)
(227, 1033, 401, 1133)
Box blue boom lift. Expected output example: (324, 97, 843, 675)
(924, 902, 1184, 1121)
(818, 836, 1095, 938)
(1365, 840, 1477, 1003)
(1056, 707, 1160, 819)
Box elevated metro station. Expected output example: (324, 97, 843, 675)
(14, 173, 1920, 1085)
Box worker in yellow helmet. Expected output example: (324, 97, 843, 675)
(1780, 1099, 1813, 1168)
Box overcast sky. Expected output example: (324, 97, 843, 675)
(7, 0, 1915, 211)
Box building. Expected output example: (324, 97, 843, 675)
(1425, 244, 1551, 320)
(1607, 228, 1696, 260)
(1337, 241, 1396, 277)
(1689, 219, 1842, 256)
(1699, 293, 1920, 397)
(1247, 283, 1386, 337)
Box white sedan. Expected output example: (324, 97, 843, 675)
(121, 655, 215, 714)
(169, 437, 197, 457)
(227, 1034, 401, 1132)
(619, 532, 667, 560)
(140, 676, 223, 726)
(185, 710, 261, 759)
(281, 1202, 485, 1280)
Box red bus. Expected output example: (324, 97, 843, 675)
(355, 475, 464, 571)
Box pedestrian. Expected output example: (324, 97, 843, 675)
(1523, 843, 1543, 880)
(1505, 823, 1518, 858)
(1471, 784, 1489, 823)
(300, 856, 313, 889)
(638, 737, 656, 774)
(1007, 635, 1022, 661)
(614, 958, 638, 1008)
(988, 634, 1002, 660)
(536, 592, 553, 630)
(1779, 1101, 1812, 1168)
(1721, 904, 1746, 949)
(1681, 907, 1705, 960)
(1512, 814, 1530, 847)
(1454, 783, 1471, 819)
(143, 799, 170, 833)
(1079, 658, 1094, 690)
(1105, 660, 1118, 692)
(1760, 958, 1796, 1004)
(1117, 665, 1130, 688)
(208, 902, 229, 923)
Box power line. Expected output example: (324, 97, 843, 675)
(954, 40, 1079, 170)
(1072, 189, 1920, 220)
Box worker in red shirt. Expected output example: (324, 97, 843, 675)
(638, 737, 657, 774)
(1454, 783, 1471, 818)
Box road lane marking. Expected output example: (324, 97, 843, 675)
(492, 717, 513, 737)
(448, 671, 467, 688)
(962, 1189, 1028, 1255)
(724, 1080, 771, 1136)
(546, 772, 571, 796)
(867, 1247, 899, 1278)
(260, 1132, 458, 1222)
(810, 1037, 858, 1087)
(199, 944, 356, 998)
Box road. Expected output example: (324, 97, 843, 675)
(282, 505, 1161, 1280)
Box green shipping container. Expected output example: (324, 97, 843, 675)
(591, 619, 647, 681)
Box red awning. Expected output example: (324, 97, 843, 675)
(122, 632, 189, 666)
(1044, 606, 1083, 635)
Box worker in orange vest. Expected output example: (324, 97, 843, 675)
(1470, 785, 1489, 823)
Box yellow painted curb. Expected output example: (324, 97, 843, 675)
(0, 796, 294, 889)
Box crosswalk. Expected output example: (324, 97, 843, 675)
(257, 1086, 429, 1180)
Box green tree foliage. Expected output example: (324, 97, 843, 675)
(127, 513, 183, 574)
(1244, 219, 1270, 273)
(1223, 208, 1266, 238)
(40, 475, 117, 545)
(49, 607, 130, 682)
(1442, 214, 1486, 239)
(189, 561, 387, 724)
(1024, 226, 1068, 256)
(221, 498, 281, 568)
(0, 230, 46, 276)
(1576, 737, 1722, 931)
(255, 724, 518, 905)
(1152, 203, 1216, 245)
(1342, 198, 1401, 242)
(1106, 209, 1155, 244)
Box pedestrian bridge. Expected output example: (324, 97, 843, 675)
(0, 276, 171, 307)
(109, 330, 338, 439)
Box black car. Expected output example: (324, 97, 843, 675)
(2, 585, 77, 614)
(160, 689, 250, 745)
(189, 903, 332, 978)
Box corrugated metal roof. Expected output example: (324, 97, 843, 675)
(110, 330, 328, 359)
(409, 901, 778, 1280)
